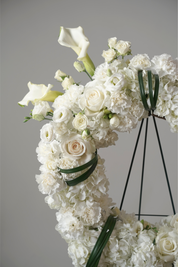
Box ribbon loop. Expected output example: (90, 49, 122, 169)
(138, 70, 159, 111)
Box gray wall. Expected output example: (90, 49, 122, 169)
(1, 0, 177, 266)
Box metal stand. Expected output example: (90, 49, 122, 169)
(119, 116, 176, 220)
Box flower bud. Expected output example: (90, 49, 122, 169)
(82, 129, 90, 139)
(61, 76, 75, 90)
(54, 70, 67, 81)
(32, 114, 45, 121)
(74, 61, 85, 72)
(107, 69, 112, 77)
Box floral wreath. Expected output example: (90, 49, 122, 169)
(19, 26, 178, 267)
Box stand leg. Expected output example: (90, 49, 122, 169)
(138, 118, 149, 220)
(152, 116, 176, 215)
(120, 119, 144, 210)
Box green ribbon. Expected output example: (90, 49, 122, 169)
(86, 215, 117, 267)
(138, 70, 159, 111)
(59, 151, 98, 186)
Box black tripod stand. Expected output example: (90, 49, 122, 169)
(120, 70, 176, 220)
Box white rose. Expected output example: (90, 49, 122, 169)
(108, 37, 117, 48)
(156, 231, 178, 262)
(110, 115, 120, 129)
(72, 113, 88, 131)
(40, 123, 55, 143)
(115, 40, 131, 55)
(102, 48, 117, 63)
(53, 106, 73, 123)
(104, 72, 127, 91)
(79, 80, 106, 116)
(61, 134, 95, 164)
(129, 54, 151, 70)
(54, 69, 67, 81)
(61, 76, 75, 90)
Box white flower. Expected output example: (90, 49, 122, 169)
(102, 48, 117, 63)
(129, 54, 151, 70)
(93, 62, 110, 82)
(79, 80, 107, 116)
(151, 54, 177, 77)
(72, 113, 88, 131)
(32, 101, 51, 118)
(53, 84, 84, 113)
(56, 209, 83, 240)
(68, 240, 89, 266)
(53, 106, 73, 123)
(61, 76, 75, 90)
(104, 72, 127, 91)
(108, 37, 117, 48)
(40, 123, 55, 143)
(36, 172, 66, 195)
(18, 82, 53, 106)
(170, 214, 178, 232)
(156, 229, 178, 262)
(60, 134, 95, 165)
(115, 40, 131, 55)
(54, 70, 67, 81)
(110, 115, 120, 129)
(76, 201, 102, 226)
(58, 26, 90, 59)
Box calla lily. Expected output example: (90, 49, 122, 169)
(58, 26, 95, 76)
(18, 82, 62, 106)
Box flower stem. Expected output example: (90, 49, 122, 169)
(84, 70, 93, 81)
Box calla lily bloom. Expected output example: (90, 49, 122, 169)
(18, 82, 62, 106)
(58, 26, 95, 76)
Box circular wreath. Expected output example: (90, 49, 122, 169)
(19, 26, 178, 267)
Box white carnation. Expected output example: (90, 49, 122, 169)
(129, 54, 151, 70)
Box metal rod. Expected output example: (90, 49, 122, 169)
(135, 214, 168, 217)
(138, 118, 149, 221)
(120, 119, 144, 210)
(152, 116, 176, 214)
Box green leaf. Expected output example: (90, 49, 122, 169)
(86, 215, 117, 267)
(147, 71, 155, 110)
(65, 158, 98, 186)
(138, 70, 149, 111)
(153, 74, 159, 108)
(60, 151, 97, 174)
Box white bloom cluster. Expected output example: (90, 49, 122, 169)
(28, 35, 178, 266)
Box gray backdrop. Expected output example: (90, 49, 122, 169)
(1, 0, 177, 266)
